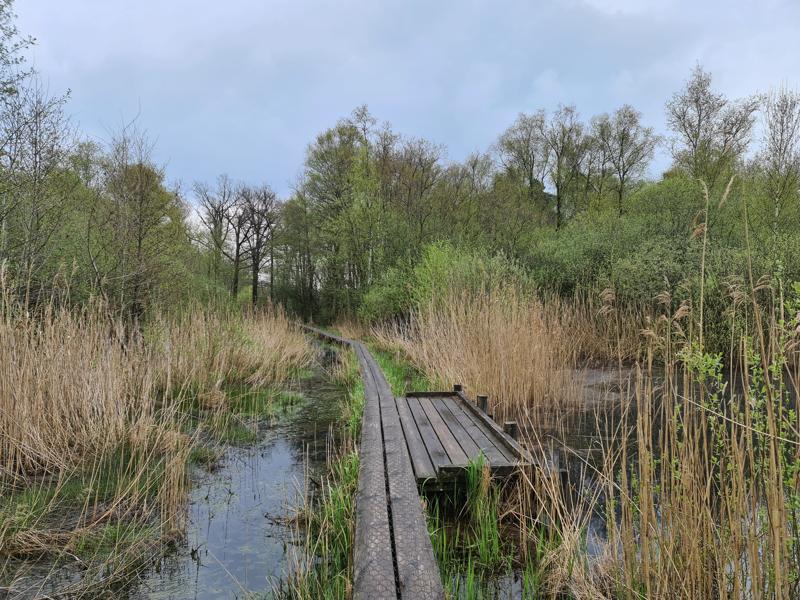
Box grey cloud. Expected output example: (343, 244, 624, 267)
(17, 0, 800, 196)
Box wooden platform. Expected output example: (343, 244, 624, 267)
(302, 325, 532, 599)
(397, 392, 531, 486)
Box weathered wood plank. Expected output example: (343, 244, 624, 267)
(350, 343, 399, 600)
(303, 325, 532, 599)
(408, 397, 451, 472)
(360, 344, 444, 599)
(460, 404, 519, 463)
(418, 397, 470, 466)
(431, 396, 482, 460)
(456, 390, 534, 463)
(438, 396, 512, 465)
(396, 397, 436, 480)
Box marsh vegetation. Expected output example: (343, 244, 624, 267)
(0, 297, 315, 597)
(0, 0, 799, 598)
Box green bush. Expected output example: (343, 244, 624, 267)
(608, 235, 693, 303)
(359, 264, 414, 322)
(358, 242, 530, 322)
(411, 242, 529, 309)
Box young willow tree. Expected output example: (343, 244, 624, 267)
(593, 105, 659, 215)
(759, 87, 800, 239)
(666, 65, 759, 192)
(89, 126, 190, 321)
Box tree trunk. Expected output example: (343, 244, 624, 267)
(269, 233, 274, 303)
(231, 245, 240, 297)
(251, 251, 259, 306)
(555, 190, 562, 230)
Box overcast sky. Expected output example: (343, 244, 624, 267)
(16, 0, 800, 198)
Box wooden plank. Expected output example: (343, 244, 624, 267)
(431, 396, 481, 459)
(407, 397, 451, 471)
(360, 344, 444, 599)
(301, 329, 444, 599)
(406, 391, 452, 398)
(396, 397, 436, 480)
(300, 324, 349, 346)
(418, 397, 470, 466)
(456, 390, 534, 463)
(440, 396, 513, 465)
(349, 343, 398, 600)
(460, 405, 520, 463)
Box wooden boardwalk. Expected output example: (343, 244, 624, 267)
(303, 326, 530, 600)
(398, 391, 531, 488)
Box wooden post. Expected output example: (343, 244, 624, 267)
(453, 384, 463, 392)
(503, 421, 518, 440)
(477, 394, 489, 413)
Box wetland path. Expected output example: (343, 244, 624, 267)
(302, 327, 532, 600)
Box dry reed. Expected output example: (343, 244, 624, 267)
(376, 279, 800, 598)
(372, 286, 622, 424)
(0, 295, 313, 595)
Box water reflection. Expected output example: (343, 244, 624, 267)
(140, 373, 343, 599)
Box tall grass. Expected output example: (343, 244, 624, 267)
(282, 347, 363, 599)
(376, 278, 800, 598)
(0, 292, 312, 595)
(373, 287, 615, 423)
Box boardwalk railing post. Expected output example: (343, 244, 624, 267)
(503, 421, 518, 441)
(453, 383, 463, 392)
(476, 394, 488, 414)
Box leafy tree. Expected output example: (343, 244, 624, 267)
(666, 65, 759, 191)
(540, 105, 587, 229)
(593, 105, 659, 215)
(494, 111, 548, 212)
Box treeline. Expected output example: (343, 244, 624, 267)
(1, 0, 798, 338)
(240, 66, 797, 333)
(0, 89, 201, 319)
(0, 4, 231, 319)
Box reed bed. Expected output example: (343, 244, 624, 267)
(0, 297, 312, 596)
(373, 287, 601, 423)
(376, 280, 800, 599)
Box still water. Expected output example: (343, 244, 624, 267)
(3, 367, 343, 600)
(140, 373, 343, 599)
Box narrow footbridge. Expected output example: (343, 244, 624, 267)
(304, 326, 531, 600)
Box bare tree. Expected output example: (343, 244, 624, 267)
(16, 83, 72, 301)
(0, 1, 36, 254)
(666, 65, 759, 190)
(595, 105, 658, 215)
(243, 184, 278, 306)
(0, 78, 73, 303)
(193, 174, 234, 284)
(760, 87, 800, 236)
(223, 184, 253, 298)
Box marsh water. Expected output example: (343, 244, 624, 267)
(4, 362, 345, 600)
(441, 366, 640, 599)
(5, 358, 680, 599)
(138, 371, 344, 600)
